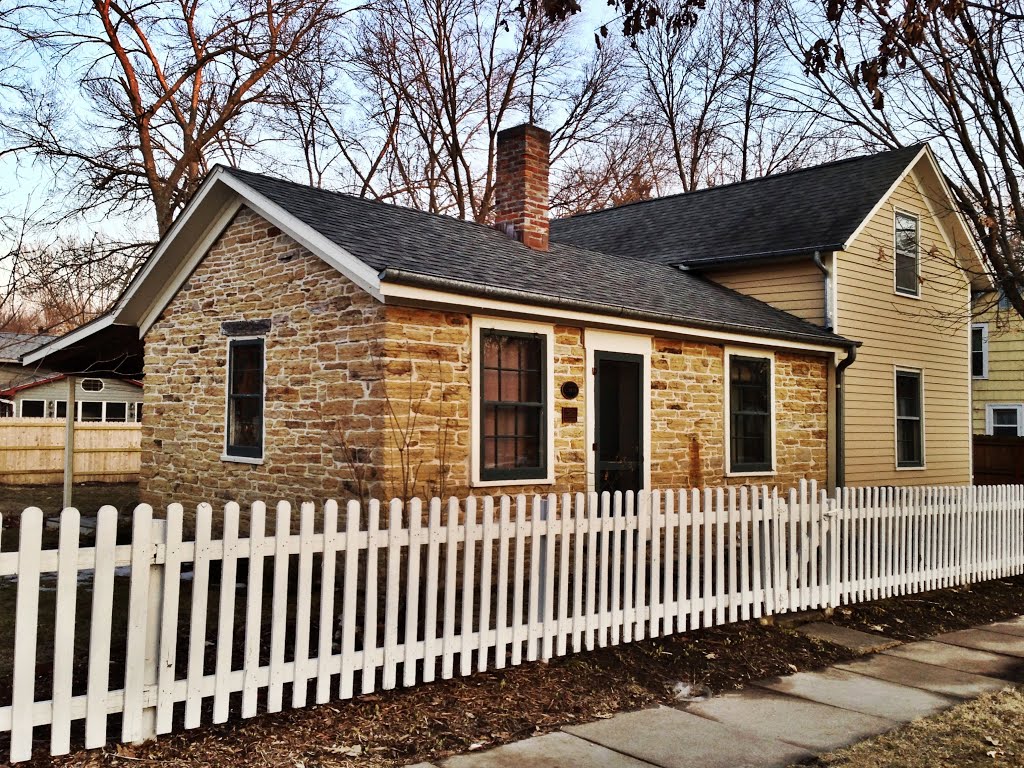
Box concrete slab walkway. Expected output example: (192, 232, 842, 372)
(418, 619, 1024, 768)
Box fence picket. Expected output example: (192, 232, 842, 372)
(571, 493, 586, 652)
(649, 491, 663, 638)
(10, 506, 43, 762)
(384, 499, 404, 689)
(51, 508, 82, 754)
(213, 502, 240, 722)
(339, 500, 360, 698)
(634, 490, 649, 642)
(511, 495, 527, 664)
(292, 502, 315, 707)
(242, 502, 267, 717)
(478, 497, 495, 671)
(622, 491, 636, 644)
(363, 499, 381, 692)
(267, 502, 292, 712)
(404, 498, 424, 685)
(317, 500, 340, 702)
(155, 504, 183, 735)
(185, 503, 213, 727)
(495, 496, 511, 666)
(461, 497, 478, 674)
(442, 497, 459, 677)
(86, 505, 119, 748)
(422, 498, 441, 682)
(541, 494, 557, 659)
(557, 493, 572, 656)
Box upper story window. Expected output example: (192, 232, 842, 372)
(895, 369, 924, 468)
(479, 330, 546, 481)
(998, 288, 1013, 311)
(894, 211, 920, 297)
(972, 324, 989, 379)
(82, 378, 104, 392)
(226, 338, 264, 459)
(987, 404, 1023, 437)
(728, 354, 773, 474)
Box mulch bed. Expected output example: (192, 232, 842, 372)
(13, 575, 1024, 767)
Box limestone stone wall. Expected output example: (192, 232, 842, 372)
(140, 206, 829, 522)
(139, 206, 389, 519)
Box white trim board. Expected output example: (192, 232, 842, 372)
(584, 330, 652, 493)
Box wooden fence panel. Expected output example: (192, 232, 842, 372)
(0, 418, 141, 484)
(974, 435, 1024, 485)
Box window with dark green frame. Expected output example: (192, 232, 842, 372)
(479, 330, 546, 481)
(729, 355, 772, 473)
(226, 338, 264, 459)
(896, 370, 924, 468)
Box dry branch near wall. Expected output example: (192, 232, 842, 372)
(1, 480, 1023, 762)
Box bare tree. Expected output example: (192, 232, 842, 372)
(793, 0, 1024, 317)
(340, 0, 628, 219)
(0, 0, 359, 236)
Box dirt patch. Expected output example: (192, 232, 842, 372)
(0, 482, 139, 538)
(15, 620, 854, 767)
(802, 688, 1024, 768)
(826, 575, 1024, 641)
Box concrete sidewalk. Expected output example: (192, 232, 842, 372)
(410, 617, 1024, 768)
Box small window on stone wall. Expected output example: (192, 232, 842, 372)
(226, 338, 264, 459)
(728, 354, 773, 474)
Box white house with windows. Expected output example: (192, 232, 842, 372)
(1, 373, 143, 422)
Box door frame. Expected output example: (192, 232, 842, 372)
(585, 330, 652, 494)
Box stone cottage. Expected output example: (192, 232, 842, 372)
(23, 124, 982, 514)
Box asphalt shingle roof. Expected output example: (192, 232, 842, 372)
(549, 145, 924, 266)
(0, 332, 55, 363)
(224, 167, 852, 347)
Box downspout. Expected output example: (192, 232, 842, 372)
(835, 345, 857, 488)
(812, 250, 833, 331)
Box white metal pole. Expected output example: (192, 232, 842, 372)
(63, 375, 76, 509)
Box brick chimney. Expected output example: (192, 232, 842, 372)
(493, 123, 550, 250)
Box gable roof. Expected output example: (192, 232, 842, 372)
(221, 168, 848, 347)
(550, 144, 928, 267)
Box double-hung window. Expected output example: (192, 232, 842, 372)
(894, 211, 920, 297)
(479, 330, 546, 481)
(895, 369, 924, 468)
(226, 338, 264, 459)
(971, 324, 989, 379)
(728, 354, 773, 473)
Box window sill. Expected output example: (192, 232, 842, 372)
(221, 454, 264, 465)
(894, 289, 922, 300)
(471, 475, 554, 489)
(726, 469, 776, 478)
(895, 464, 926, 471)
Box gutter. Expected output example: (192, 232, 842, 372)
(677, 244, 848, 269)
(835, 344, 858, 488)
(811, 250, 834, 331)
(379, 268, 855, 350)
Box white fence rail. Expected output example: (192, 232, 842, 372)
(1, 481, 1023, 762)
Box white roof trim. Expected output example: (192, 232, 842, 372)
(216, 173, 383, 301)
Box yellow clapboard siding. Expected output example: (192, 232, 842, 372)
(837, 171, 972, 487)
(710, 259, 825, 326)
(971, 303, 1024, 432)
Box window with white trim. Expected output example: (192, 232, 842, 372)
(20, 399, 45, 417)
(80, 401, 103, 422)
(895, 369, 924, 468)
(728, 354, 773, 473)
(894, 211, 920, 297)
(971, 323, 989, 379)
(986, 404, 1023, 437)
(226, 338, 264, 459)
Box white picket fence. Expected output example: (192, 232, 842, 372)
(2, 481, 1023, 762)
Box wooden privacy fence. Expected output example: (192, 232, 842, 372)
(0, 418, 141, 484)
(973, 435, 1024, 485)
(2, 481, 1024, 762)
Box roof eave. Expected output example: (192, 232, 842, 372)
(379, 268, 857, 351)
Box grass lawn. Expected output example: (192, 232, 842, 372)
(804, 688, 1024, 767)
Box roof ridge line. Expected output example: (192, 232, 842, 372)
(551, 143, 927, 224)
